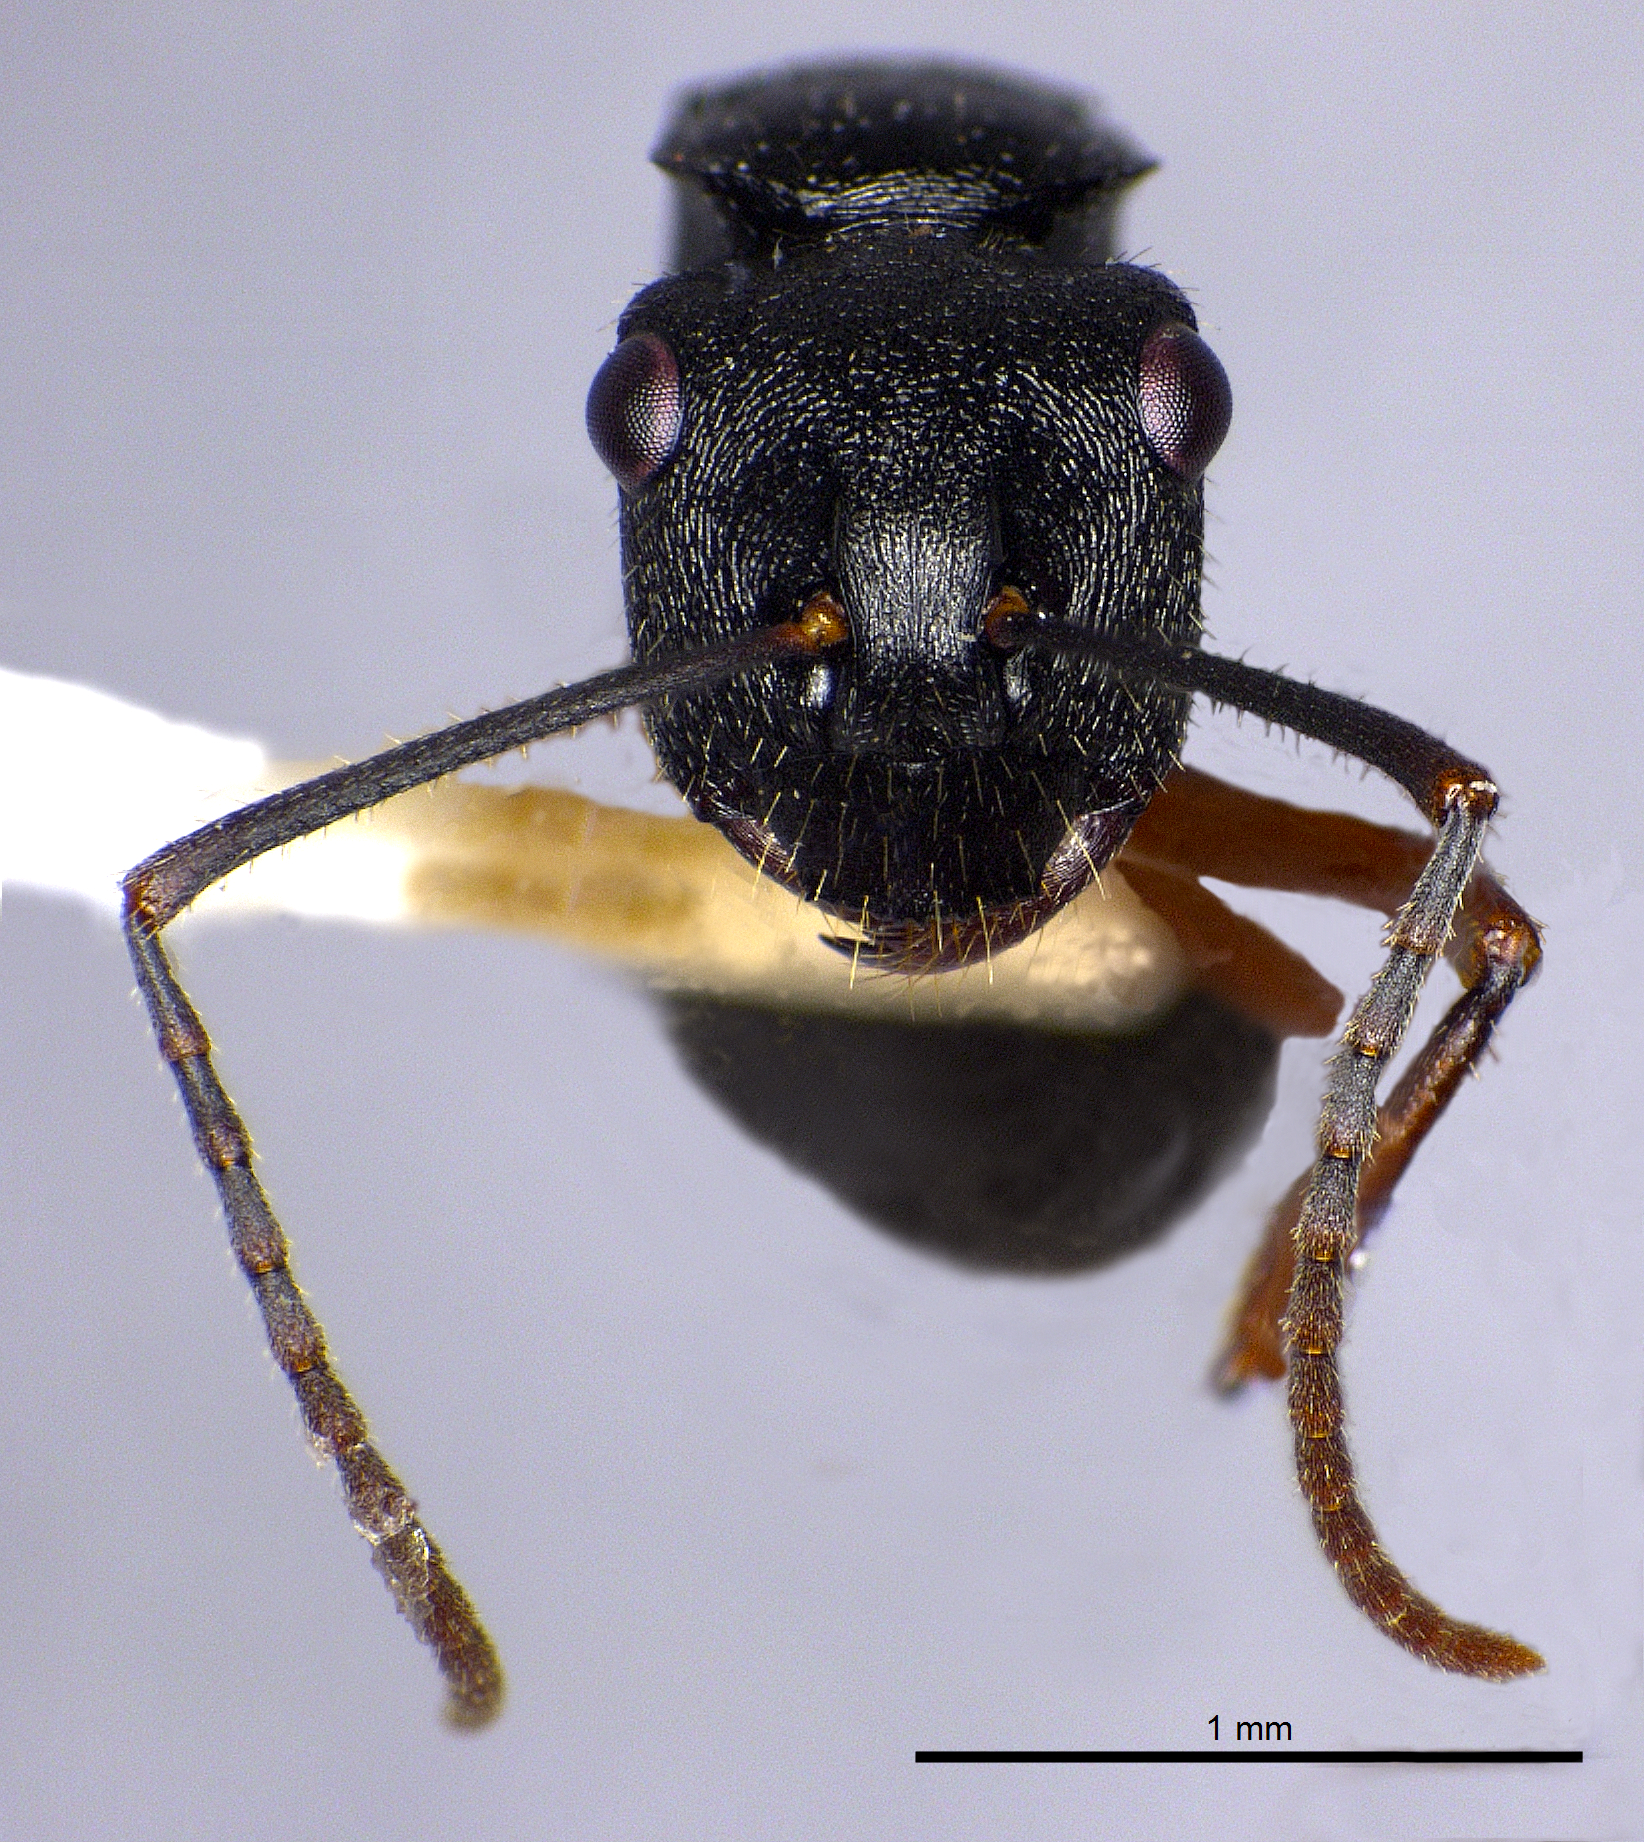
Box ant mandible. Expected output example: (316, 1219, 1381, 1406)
(122, 60, 1543, 1725)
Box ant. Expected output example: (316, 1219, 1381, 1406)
(122, 59, 1542, 1726)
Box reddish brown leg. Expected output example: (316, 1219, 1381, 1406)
(1123, 769, 1541, 1392)
(1116, 858, 1342, 1042)
(1016, 627, 1545, 1679)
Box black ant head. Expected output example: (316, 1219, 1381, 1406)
(585, 65, 1231, 955)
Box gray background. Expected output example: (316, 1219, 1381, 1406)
(2, 4, 1640, 1838)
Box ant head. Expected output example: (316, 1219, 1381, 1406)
(587, 233, 1230, 945)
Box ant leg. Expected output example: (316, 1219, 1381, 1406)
(1016, 625, 1544, 1678)
(1122, 770, 1541, 1389)
(1281, 777, 1540, 1676)
(121, 625, 828, 1724)
(1113, 857, 1342, 1041)
(1215, 906, 1538, 1391)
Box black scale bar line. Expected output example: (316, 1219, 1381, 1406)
(916, 1749, 1582, 1766)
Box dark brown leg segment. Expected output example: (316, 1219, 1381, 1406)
(1280, 779, 1540, 1677)
(1124, 769, 1541, 1392)
(1017, 625, 1545, 1679)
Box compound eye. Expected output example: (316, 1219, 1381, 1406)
(586, 332, 682, 489)
(1137, 323, 1232, 480)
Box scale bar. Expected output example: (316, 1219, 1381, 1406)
(916, 1749, 1581, 1765)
